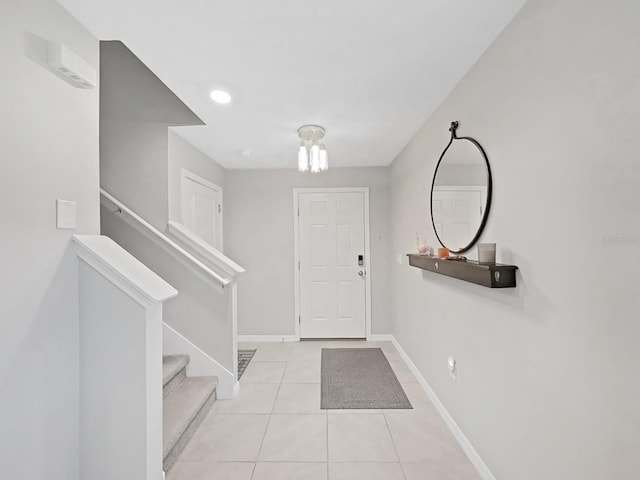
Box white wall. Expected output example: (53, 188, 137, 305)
(389, 0, 640, 478)
(168, 129, 227, 223)
(225, 167, 391, 336)
(0, 0, 99, 479)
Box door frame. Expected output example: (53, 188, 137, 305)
(293, 187, 372, 341)
(180, 168, 223, 250)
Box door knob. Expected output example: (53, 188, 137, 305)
(358, 271, 364, 276)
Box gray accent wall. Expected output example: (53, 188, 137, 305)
(225, 167, 391, 337)
(0, 0, 99, 479)
(389, 0, 640, 478)
(100, 41, 203, 230)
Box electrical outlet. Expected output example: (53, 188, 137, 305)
(447, 356, 457, 381)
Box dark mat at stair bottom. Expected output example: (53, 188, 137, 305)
(238, 349, 257, 379)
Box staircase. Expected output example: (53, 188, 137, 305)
(163, 355, 217, 471)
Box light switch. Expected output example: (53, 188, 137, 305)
(395, 253, 403, 264)
(448, 356, 457, 381)
(56, 199, 76, 229)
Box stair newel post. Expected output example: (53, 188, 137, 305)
(74, 235, 177, 480)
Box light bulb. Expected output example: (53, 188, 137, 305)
(319, 145, 328, 171)
(209, 90, 232, 104)
(310, 143, 320, 173)
(298, 142, 309, 171)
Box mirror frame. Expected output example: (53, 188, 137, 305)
(430, 121, 493, 254)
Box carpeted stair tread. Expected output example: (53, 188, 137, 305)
(163, 355, 189, 387)
(163, 375, 217, 459)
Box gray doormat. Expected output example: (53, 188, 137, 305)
(237, 349, 256, 380)
(321, 348, 412, 409)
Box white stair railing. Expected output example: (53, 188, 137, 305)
(100, 189, 229, 291)
(100, 189, 243, 399)
(167, 220, 244, 279)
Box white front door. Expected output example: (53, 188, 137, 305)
(180, 169, 223, 249)
(297, 191, 367, 338)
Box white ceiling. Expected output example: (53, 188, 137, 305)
(57, 0, 526, 170)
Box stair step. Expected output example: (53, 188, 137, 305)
(163, 355, 189, 386)
(163, 375, 217, 471)
(163, 355, 189, 398)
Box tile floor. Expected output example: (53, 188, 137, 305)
(168, 340, 481, 480)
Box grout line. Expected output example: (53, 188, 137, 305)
(384, 342, 410, 479)
(326, 407, 330, 477)
(248, 461, 257, 480)
(382, 413, 407, 480)
(253, 347, 281, 465)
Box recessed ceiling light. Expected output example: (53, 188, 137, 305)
(210, 89, 231, 104)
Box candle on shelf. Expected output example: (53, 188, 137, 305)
(477, 243, 496, 264)
(437, 247, 449, 258)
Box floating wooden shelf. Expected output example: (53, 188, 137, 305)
(407, 254, 518, 288)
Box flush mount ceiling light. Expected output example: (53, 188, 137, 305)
(297, 125, 328, 173)
(209, 89, 231, 104)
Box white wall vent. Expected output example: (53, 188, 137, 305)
(47, 42, 97, 89)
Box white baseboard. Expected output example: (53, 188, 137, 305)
(389, 336, 497, 480)
(368, 334, 395, 342)
(237, 335, 298, 343)
(163, 323, 236, 399)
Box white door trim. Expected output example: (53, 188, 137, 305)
(180, 168, 223, 250)
(293, 187, 371, 341)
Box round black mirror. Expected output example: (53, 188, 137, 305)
(430, 121, 492, 253)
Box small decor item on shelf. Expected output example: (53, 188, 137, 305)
(437, 247, 450, 258)
(416, 234, 429, 255)
(477, 243, 496, 264)
(447, 255, 467, 261)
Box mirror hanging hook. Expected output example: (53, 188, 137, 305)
(449, 120, 459, 138)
